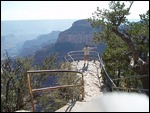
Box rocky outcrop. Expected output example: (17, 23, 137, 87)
(56, 19, 101, 44)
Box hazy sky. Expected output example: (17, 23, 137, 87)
(1, 1, 149, 21)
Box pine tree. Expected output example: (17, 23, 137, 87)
(1, 52, 57, 112)
(89, 1, 149, 95)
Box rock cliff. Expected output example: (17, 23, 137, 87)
(56, 19, 101, 44)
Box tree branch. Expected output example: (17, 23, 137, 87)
(112, 27, 149, 75)
(112, 28, 139, 60)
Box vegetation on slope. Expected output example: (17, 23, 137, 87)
(1, 52, 81, 112)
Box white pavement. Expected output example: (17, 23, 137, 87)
(56, 60, 104, 112)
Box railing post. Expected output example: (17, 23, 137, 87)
(81, 74, 85, 100)
(27, 73, 35, 112)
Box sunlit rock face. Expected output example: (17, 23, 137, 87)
(56, 19, 102, 44)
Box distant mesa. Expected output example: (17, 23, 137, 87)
(56, 19, 102, 44)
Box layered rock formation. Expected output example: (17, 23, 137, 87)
(56, 19, 100, 44)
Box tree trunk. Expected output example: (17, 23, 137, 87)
(140, 76, 149, 96)
(112, 28, 149, 96)
(116, 69, 120, 87)
(132, 63, 149, 96)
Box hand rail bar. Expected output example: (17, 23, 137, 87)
(27, 70, 84, 112)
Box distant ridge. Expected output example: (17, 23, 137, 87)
(1, 19, 77, 36)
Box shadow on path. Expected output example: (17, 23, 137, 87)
(65, 101, 77, 112)
(79, 63, 89, 72)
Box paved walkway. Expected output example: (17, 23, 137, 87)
(56, 60, 104, 112)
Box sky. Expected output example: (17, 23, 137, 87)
(1, 1, 149, 21)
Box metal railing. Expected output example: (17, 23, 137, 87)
(64, 50, 117, 90)
(27, 70, 84, 112)
(112, 75, 149, 93)
(65, 50, 102, 62)
(64, 50, 149, 93)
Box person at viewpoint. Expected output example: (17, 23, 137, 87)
(82, 44, 96, 64)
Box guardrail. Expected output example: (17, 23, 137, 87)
(27, 70, 84, 112)
(64, 50, 117, 90)
(64, 50, 102, 62)
(112, 75, 149, 93)
(64, 50, 149, 93)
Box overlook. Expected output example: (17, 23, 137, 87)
(1, 1, 149, 112)
(15, 51, 148, 112)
